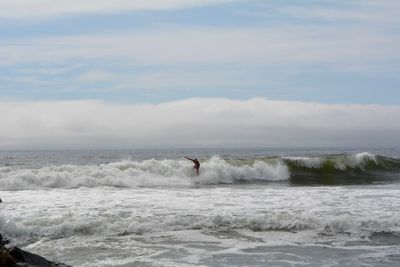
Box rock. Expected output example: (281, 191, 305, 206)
(0, 232, 70, 267)
(0, 232, 10, 247)
(7, 246, 71, 267)
(7, 246, 54, 267)
(0, 250, 18, 267)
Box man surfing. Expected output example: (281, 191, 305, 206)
(185, 157, 200, 175)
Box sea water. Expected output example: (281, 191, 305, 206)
(1, 148, 400, 266)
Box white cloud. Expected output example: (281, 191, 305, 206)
(1, 25, 398, 72)
(110, 68, 263, 91)
(0, 98, 399, 149)
(18, 64, 82, 76)
(282, 3, 400, 24)
(284, 7, 374, 22)
(78, 70, 118, 83)
(0, 0, 233, 19)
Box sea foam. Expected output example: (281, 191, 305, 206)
(1, 153, 398, 190)
(0, 156, 289, 190)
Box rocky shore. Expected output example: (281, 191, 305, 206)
(1, 232, 71, 267)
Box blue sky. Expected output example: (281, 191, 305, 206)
(1, 0, 399, 105)
(1, 1, 400, 149)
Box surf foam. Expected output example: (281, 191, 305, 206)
(1, 153, 399, 190)
(283, 152, 377, 170)
(0, 156, 289, 190)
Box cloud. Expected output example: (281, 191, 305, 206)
(18, 64, 82, 76)
(78, 70, 118, 83)
(0, 98, 399, 149)
(280, 2, 400, 24)
(1, 25, 399, 72)
(243, 0, 400, 24)
(108, 67, 263, 91)
(0, 0, 233, 19)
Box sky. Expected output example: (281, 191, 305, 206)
(0, 0, 399, 149)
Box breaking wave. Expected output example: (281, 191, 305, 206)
(0, 153, 399, 190)
(2, 212, 399, 243)
(283, 152, 400, 185)
(0, 156, 289, 190)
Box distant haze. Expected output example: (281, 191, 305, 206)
(1, 98, 399, 149)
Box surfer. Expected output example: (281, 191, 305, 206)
(185, 157, 200, 175)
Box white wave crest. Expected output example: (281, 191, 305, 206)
(283, 156, 324, 168)
(2, 212, 399, 242)
(284, 152, 377, 170)
(348, 152, 377, 167)
(196, 156, 289, 184)
(0, 156, 289, 190)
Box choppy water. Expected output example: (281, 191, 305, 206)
(1, 148, 400, 266)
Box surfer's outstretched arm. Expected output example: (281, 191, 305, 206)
(185, 157, 200, 175)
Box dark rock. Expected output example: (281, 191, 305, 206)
(8, 246, 53, 267)
(1, 232, 70, 267)
(0, 232, 10, 247)
(0, 250, 18, 267)
(7, 247, 71, 267)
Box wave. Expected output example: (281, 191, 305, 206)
(2, 212, 399, 243)
(0, 156, 289, 190)
(283, 152, 400, 185)
(0, 153, 399, 190)
(283, 152, 378, 170)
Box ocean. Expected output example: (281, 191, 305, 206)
(1, 148, 400, 266)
